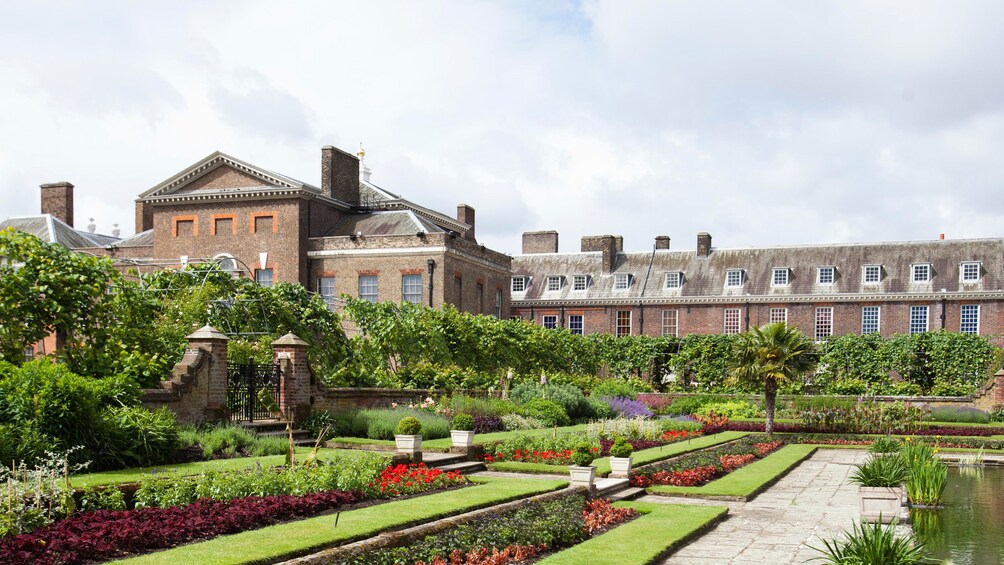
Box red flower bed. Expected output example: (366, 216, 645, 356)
(420, 544, 548, 565)
(752, 440, 784, 456)
(0, 490, 362, 565)
(481, 449, 574, 465)
(719, 454, 756, 470)
(582, 498, 639, 534)
(371, 463, 465, 496)
(661, 429, 703, 442)
(695, 412, 730, 435)
(724, 421, 996, 437)
(630, 465, 718, 488)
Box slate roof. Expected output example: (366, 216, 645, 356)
(321, 211, 444, 237)
(0, 215, 121, 250)
(114, 229, 154, 248)
(512, 238, 1004, 304)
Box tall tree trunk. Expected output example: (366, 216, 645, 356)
(764, 377, 778, 438)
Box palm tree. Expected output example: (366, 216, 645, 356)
(729, 322, 817, 437)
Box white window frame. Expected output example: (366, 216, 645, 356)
(359, 274, 379, 303)
(614, 273, 632, 290)
(542, 315, 558, 329)
(861, 306, 880, 335)
(960, 304, 980, 334)
(723, 308, 742, 334)
(912, 264, 932, 283)
(961, 262, 981, 283)
(664, 271, 683, 289)
(495, 289, 502, 318)
(317, 276, 336, 307)
(255, 268, 273, 287)
(863, 265, 882, 284)
(661, 309, 679, 337)
(817, 266, 836, 285)
(568, 314, 584, 335)
(909, 305, 929, 334)
(402, 274, 423, 304)
(511, 276, 527, 292)
(769, 308, 787, 324)
(616, 310, 632, 337)
(572, 275, 589, 291)
(814, 307, 833, 341)
(546, 275, 562, 291)
(725, 269, 744, 288)
(772, 268, 789, 287)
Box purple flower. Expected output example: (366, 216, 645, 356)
(601, 396, 654, 419)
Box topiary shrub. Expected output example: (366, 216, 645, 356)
(396, 416, 423, 436)
(570, 442, 596, 467)
(519, 398, 570, 427)
(451, 413, 475, 431)
(609, 436, 633, 458)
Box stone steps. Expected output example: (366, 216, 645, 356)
(604, 486, 646, 502)
(435, 461, 487, 474)
(593, 477, 630, 498)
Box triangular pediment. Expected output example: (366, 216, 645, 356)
(139, 152, 316, 199)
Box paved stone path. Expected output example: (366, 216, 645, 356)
(651, 449, 875, 564)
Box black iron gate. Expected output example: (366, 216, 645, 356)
(227, 362, 281, 421)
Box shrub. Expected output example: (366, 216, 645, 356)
(570, 443, 596, 467)
(927, 405, 990, 424)
(93, 406, 178, 469)
(519, 398, 570, 427)
(991, 405, 1004, 423)
(826, 378, 870, 395)
(396, 417, 422, 436)
(869, 436, 902, 454)
(849, 455, 908, 488)
(590, 379, 639, 400)
(586, 417, 662, 440)
(444, 395, 518, 417)
(511, 383, 591, 420)
(601, 397, 654, 419)
(300, 410, 335, 439)
(811, 520, 931, 565)
(694, 400, 759, 419)
(192, 425, 259, 459)
(473, 414, 506, 433)
(334, 409, 451, 441)
(78, 486, 126, 513)
(879, 381, 924, 396)
(608, 437, 633, 458)
(0, 449, 81, 538)
(451, 413, 474, 431)
(586, 397, 614, 419)
(500, 413, 545, 431)
(663, 395, 716, 416)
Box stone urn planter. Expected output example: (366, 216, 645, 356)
(395, 434, 422, 453)
(859, 486, 905, 523)
(450, 430, 475, 449)
(395, 416, 423, 458)
(569, 465, 597, 488)
(609, 456, 633, 478)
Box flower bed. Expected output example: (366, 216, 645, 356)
(629, 436, 784, 488)
(334, 495, 637, 565)
(725, 421, 997, 437)
(783, 433, 1004, 450)
(370, 463, 465, 496)
(0, 490, 363, 564)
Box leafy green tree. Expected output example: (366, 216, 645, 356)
(729, 322, 817, 437)
(817, 333, 891, 391)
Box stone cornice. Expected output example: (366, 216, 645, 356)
(512, 291, 1004, 308)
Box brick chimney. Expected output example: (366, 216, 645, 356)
(655, 235, 670, 249)
(135, 201, 153, 233)
(581, 235, 619, 274)
(40, 182, 74, 227)
(457, 204, 476, 241)
(522, 231, 558, 254)
(321, 145, 360, 205)
(697, 232, 712, 257)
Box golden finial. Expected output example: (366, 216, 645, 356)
(357, 143, 365, 160)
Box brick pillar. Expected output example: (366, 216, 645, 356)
(994, 369, 1004, 406)
(184, 325, 229, 421)
(273, 332, 311, 423)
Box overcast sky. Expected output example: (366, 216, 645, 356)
(2, 1, 1003, 255)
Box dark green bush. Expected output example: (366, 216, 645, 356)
(93, 406, 178, 469)
(586, 397, 613, 420)
(301, 410, 336, 439)
(519, 398, 570, 427)
(396, 416, 423, 435)
(451, 413, 474, 431)
(609, 436, 633, 458)
(511, 383, 591, 420)
(927, 406, 990, 424)
(570, 442, 596, 466)
(590, 379, 639, 400)
(991, 405, 1004, 423)
(664, 395, 717, 416)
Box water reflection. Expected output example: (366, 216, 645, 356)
(910, 466, 1004, 564)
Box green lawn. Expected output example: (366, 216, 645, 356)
(116, 476, 568, 565)
(486, 431, 749, 476)
(70, 448, 384, 488)
(647, 444, 817, 501)
(538, 501, 727, 565)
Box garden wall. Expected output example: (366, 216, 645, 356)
(140, 325, 228, 425)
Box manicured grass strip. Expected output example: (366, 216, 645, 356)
(117, 476, 568, 565)
(647, 444, 817, 501)
(70, 448, 382, 488)
(485, 431, 749, 476)
(537, 502, 727, 565)
(328, 436, 396, 447)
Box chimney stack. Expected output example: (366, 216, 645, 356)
(697, 232, 712, 257)
(457, 204, 476, 241)
(135, 201, 153, 233)
(522, 231, 558, 254)
(581, 235, 620, 274)
(655, 235, 670, 250)
(321, 145, 360, 205)
(40, 182, 74, 227)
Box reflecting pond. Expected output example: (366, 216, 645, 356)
(910, 465, 1004, 564)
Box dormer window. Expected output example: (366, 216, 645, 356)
(665, 272, 683, 289)
(817, 266, 836, 285)
(572, 274, 589, 291)
(546, 275, 563, 291)
(863, 265, 882, 284)
(614, 273, 632, 290)
(912, 264, 932, 283)
(511, 276, 528, 292)
(725, 269, 744, 288)
(961, 262, 981, 282)
(772, 268, 789, 287)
